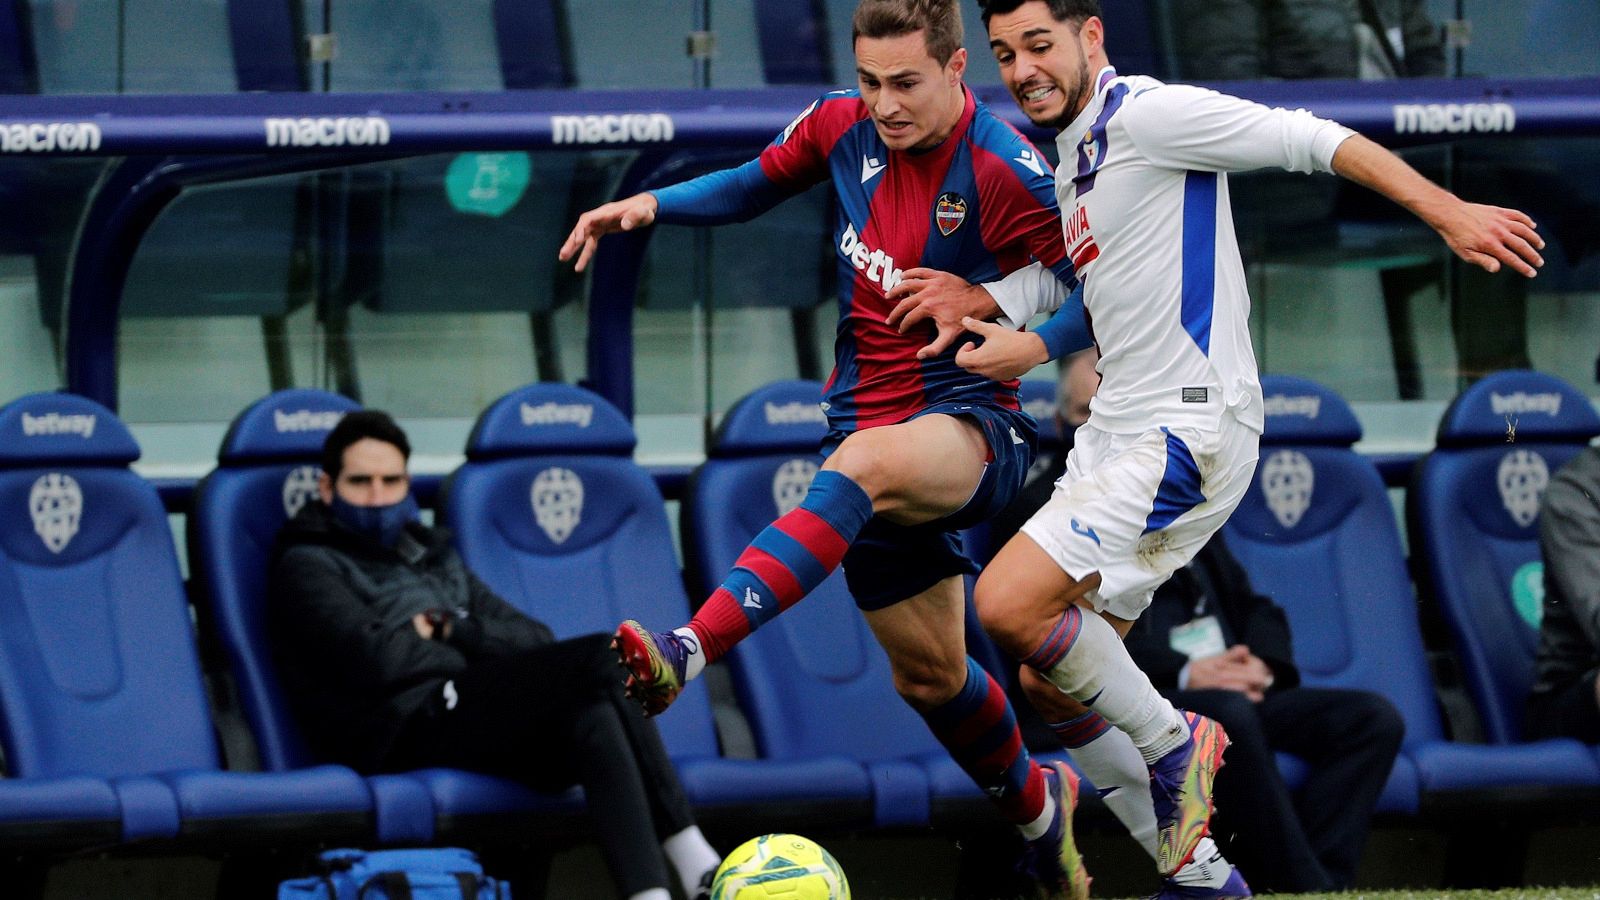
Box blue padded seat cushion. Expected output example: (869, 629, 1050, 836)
(1259, 374, 1363, 446)
(1435, 369, 1600, 447)
(1409, 738, 1600, 792)
(675, 756, 879, 812)
(405, 769, 584, 831)
(0, 777, 123, 845)
(466, 383, 635, 460)
(0, 392, 139, 467)
(711, 379, 827, 457)
(158, 766, 372, 836)
(218, 388, 360, 464)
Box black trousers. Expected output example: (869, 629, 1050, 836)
(1167, 687, 1405, 893)
(387, 634, 694, 898)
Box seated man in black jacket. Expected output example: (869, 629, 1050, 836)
(269, 411, 720, 900)
(1005, 352, 1405, 893)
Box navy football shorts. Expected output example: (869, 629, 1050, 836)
(821, 400, 1037, 611)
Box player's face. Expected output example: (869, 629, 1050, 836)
(855, 30, 967, 152)
(988, 2, 1099, 129)
(321, 438, 411, 507)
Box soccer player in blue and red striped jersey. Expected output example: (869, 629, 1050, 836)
(561, 2, 1091, 896)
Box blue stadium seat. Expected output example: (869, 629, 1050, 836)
(1224, 375, 1600, 813)
(441, 382, 872, 827)
(0, 392, 372, 845)
(684, 380, 1027, 827)
(187, 389, 437, 844)
(1409, 370, 1600, 746)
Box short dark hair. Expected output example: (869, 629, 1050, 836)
(853, 0, 964, 67)
(977, 0, 1100, 26)
(321, 410, 410, 479)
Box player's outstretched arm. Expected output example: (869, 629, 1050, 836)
(558, 192, 659, 273)
(1331, 134, 1545, 277)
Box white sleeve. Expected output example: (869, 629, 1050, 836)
(1120, 83, 1356, 175)
(981, 262, 1071, 329)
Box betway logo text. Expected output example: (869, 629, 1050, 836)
(1021, 397, 1056, 424)
(1394, 103, 1515, 135)
(265, 116, 391, 148)
(21, 412, 96, 438)
(764, 401, 826, 426)
(838, 223, 903, 292)
(521, 402, 594, 428)
(0, 122, 101, 153)
(551, 114, 674, 145)
(1264, 394, 1322, 419)
(274, 409, 345, 433)
(1491, 391, 1561, 416)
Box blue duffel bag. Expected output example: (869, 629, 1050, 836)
(277, 847, 511, 899)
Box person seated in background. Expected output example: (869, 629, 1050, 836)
(999, 351, 1405, 893)
(267, 411, 721, 900)
(1527, 443, 1600, 743)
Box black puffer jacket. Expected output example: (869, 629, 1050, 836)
(269, 501, 553, 770)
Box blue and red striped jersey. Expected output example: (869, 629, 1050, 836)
(653, 86, 1075, 433)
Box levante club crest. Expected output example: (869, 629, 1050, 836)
(935, 192, 967, 236)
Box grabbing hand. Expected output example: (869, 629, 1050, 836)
(558, 193, 660, 272)
(885, 268, 1003, 360)
(953, 317, 1049, 381)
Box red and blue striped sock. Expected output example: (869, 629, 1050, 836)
(922, 657, 1047, 827)
(1022, 604, 1085, 672)
(687, 470, 872, 663)
(1049, 709, 1114, 749)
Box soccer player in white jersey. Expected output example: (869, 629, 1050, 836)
(885, 1, 1545, 896)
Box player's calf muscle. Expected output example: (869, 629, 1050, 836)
(977, 566, 1098, 657)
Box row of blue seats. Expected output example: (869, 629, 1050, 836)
(0, 368, 1596, 862)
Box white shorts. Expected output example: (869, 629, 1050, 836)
(1019, 412, 1259, 620)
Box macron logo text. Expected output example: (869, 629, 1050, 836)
(551, 114, 674, 145)
(21, 412, 96, 438)
(520, 402, 594, 428)
(1, 122, 101, 154)
(265, 116, 391, 148)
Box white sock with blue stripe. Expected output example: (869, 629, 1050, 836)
(1032, 607, 1187, 763)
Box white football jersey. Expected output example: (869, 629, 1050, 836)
(988, 67, 1355, 435)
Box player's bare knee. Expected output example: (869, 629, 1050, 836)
(973, 577, 1034, 657)
(822, 437, 892, 503)
(890, 659, 964, 712)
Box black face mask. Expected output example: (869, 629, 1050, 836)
(330, 493, 419, 548)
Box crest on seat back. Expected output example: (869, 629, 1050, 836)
(531, 466, 584, 544)
(281, 465, 321, 518)
(772, 459, 818, 516)
(1496, 449, 1549, 528)
(1261, 449, 1314, 529)
(29, 472, 82, 553)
